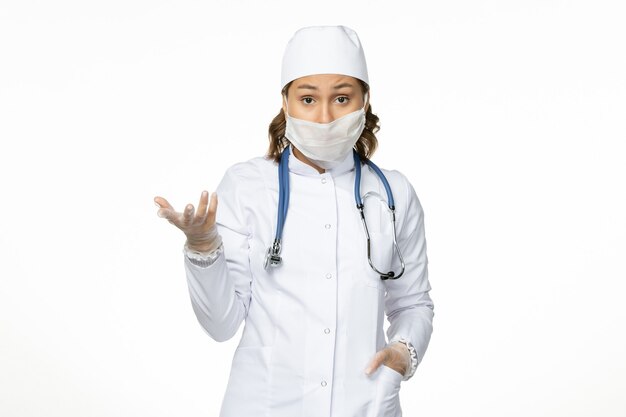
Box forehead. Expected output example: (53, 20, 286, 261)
(290, 74, 359, 89)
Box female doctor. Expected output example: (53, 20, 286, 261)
(154, 25, 434, 417)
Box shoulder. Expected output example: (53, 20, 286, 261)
(367, 163, 424, 216)
(224, 156, 276, 180)
(218, 156, 277, 188)
(215, 156, 276, 221)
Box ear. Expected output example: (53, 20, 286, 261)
(282, 95, 287, 115)
(364, 91, 370, 112)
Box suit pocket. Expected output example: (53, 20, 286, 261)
(369, 364, 403, 417)
(219, 346, 272, 416)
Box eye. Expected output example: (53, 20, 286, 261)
(302, 97, 314, 104)
(336, 96, 350, 104)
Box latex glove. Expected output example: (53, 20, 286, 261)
(154, 190, 222, 253)
(364, 341, 410, 378)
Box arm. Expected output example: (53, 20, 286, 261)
(183, 168, 253, 343)
(385, 172, 435, 380)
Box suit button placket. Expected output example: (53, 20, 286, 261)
(305, 172, 337, 417)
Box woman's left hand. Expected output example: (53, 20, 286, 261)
(364, 342, 410, 377)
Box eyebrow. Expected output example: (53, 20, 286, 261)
(296, 82, 355, 91)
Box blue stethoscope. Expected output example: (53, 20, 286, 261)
(264, 146, 405, 280)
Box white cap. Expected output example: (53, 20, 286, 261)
(280, 25, 369, 91)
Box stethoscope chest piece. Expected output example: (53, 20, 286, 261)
(264, 240, 282, 269)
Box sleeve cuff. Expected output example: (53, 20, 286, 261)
(183, 242, 224, 268)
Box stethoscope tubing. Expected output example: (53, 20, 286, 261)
(354, 151, 394, 210)
(265, 146, 405, 279)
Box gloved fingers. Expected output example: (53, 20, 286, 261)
(365, 344, 409, 376)
(159, 208, 181, 227)
(385, 342, 410, 375)
(155, 193, 222, 252)
(205, 192, 218, 226)
(154, 195, 175, 213)
(365, 347, 389, 375)
(196, 190, 209, 220)
(155, 196, 182, 226)
(183, 203, 195, 226)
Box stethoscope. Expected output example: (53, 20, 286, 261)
(264, 146, 406, 280)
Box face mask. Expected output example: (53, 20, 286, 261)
(284, 93, 368, 170)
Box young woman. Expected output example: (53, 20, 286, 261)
(155, 25, 434, 417)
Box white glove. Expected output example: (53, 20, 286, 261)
(154, 190, 222, 253)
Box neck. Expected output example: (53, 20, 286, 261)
(291, 146, 325, 174)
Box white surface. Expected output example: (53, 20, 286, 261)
(0, 1, 624, 416)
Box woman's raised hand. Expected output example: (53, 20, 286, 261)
(154, 191, 222, 253)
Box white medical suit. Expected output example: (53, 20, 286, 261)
(183, 144, 434, 417)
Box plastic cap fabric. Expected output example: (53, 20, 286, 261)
(280, 25, 369, 91)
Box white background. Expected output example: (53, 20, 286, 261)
(1, 1, 624, 416)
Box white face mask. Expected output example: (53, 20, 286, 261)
(284, 93, 368, 170)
